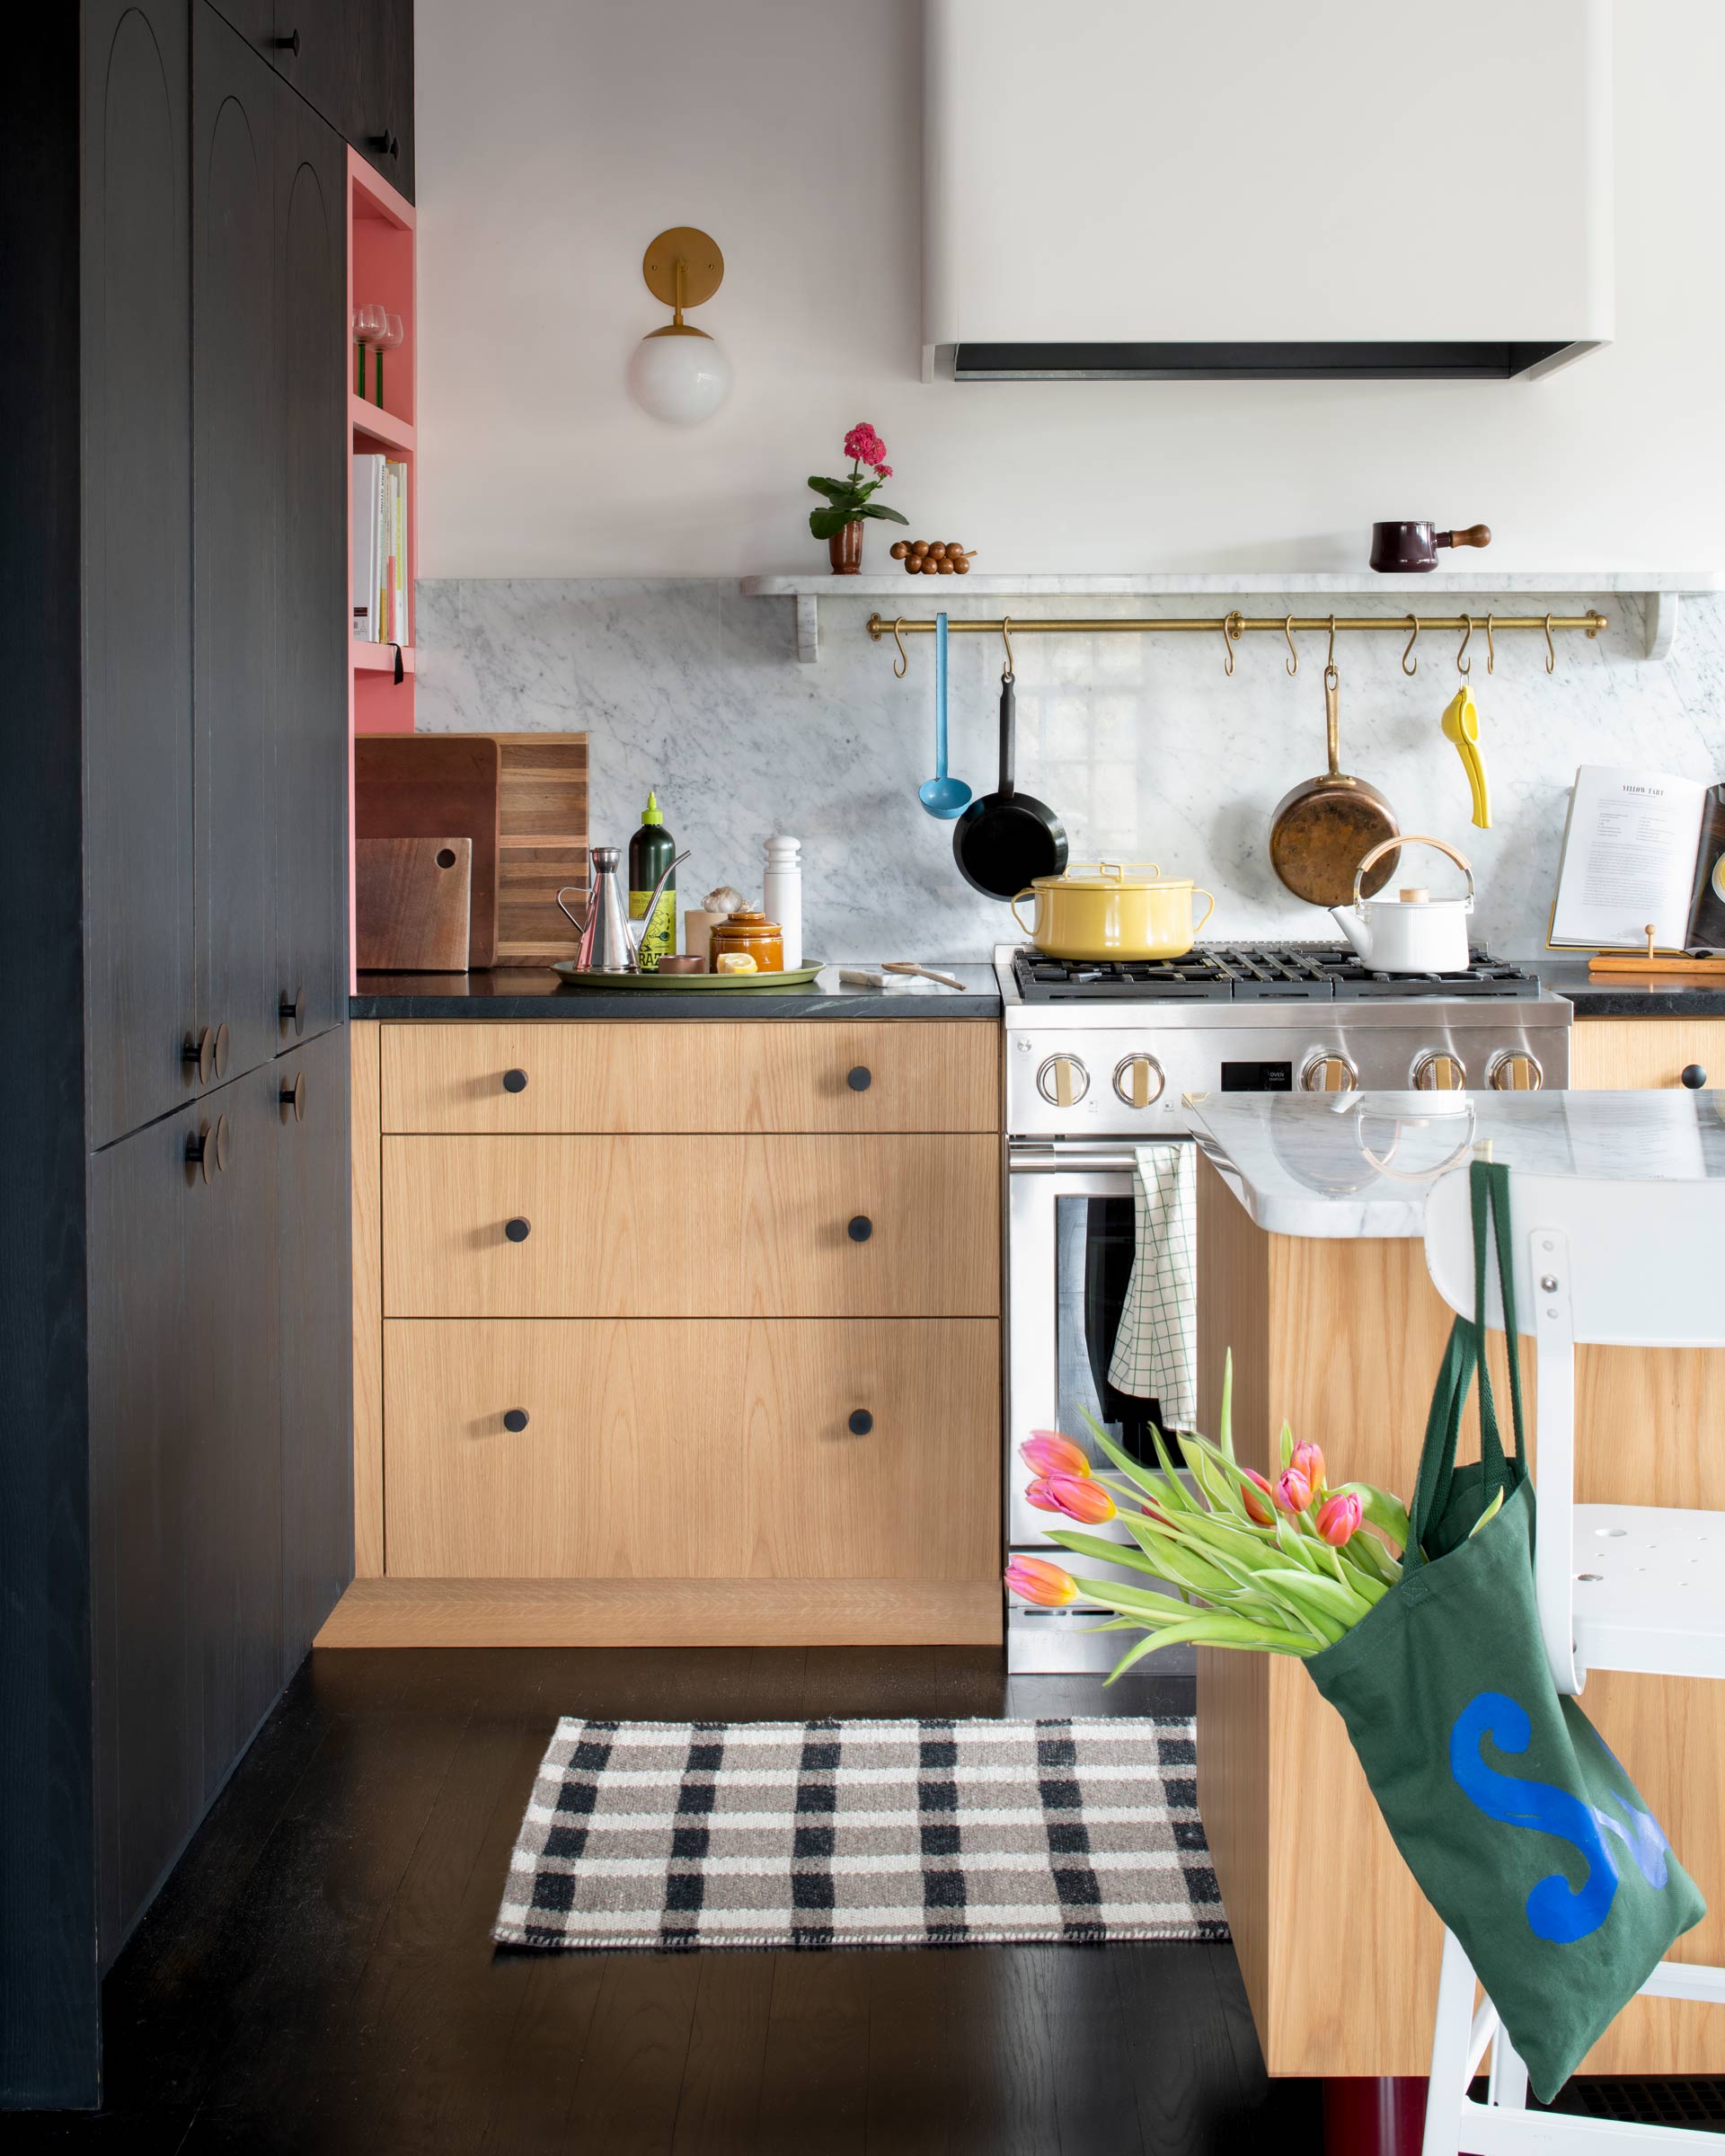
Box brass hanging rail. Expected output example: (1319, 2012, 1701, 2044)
(868, 609, 1607, 645)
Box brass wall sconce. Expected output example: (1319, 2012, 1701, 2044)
(626, 225, 731, 425)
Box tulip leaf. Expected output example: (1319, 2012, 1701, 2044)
(1467, 1487, 1507, 1538)
(1085, 1418, 1190, 1510)
(1259, 1565, 1372, 1628)
(1046, 1526, 1164, 1578)
(1219, 1348, 1235, 1462)
(1331, 1480, 1411, 1557)
(1104, 1613, 1316, 1681)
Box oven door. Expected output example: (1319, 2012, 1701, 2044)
(1006, 1142, 1196, 1674)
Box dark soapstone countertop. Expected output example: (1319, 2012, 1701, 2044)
(1524, 955, 1725, 1020)
(349, 962, 1003, 1021)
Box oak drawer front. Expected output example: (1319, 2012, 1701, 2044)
(1571, 1016, 1725, 1091)
(382, 1318, 1001, 1580)
(382, 1135, 1000, 1317)
(380, 1020, 998, 1134)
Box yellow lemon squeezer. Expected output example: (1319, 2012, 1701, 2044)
(1441, 685, 1491, 829)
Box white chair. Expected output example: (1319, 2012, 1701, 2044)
(1420, 1168, 1725, 2154)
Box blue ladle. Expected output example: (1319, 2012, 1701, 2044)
(919, 612, 971, 819)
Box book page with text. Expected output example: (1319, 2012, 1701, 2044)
(1550, 765, 1707, 948)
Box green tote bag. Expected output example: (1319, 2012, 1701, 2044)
(1305, 1161, 1705, 2102)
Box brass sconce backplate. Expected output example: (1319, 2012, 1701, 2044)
(641, 227, 724, 310)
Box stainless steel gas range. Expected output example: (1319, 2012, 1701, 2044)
(997, 941, 1571, 1672)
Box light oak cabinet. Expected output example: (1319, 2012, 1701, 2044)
(326, 1018, 1004, 1648)
(1571, 1015, 1725, 1091)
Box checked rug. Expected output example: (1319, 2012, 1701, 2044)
(493, 1715, 1227, 1952)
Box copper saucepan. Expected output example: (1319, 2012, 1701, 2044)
(1268, 660, 1400, 906)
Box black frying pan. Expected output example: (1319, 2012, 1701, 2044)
(952, 667, 1066, 899)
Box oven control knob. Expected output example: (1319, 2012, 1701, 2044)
(1035, 1054, 1090, 1108)
(1300, 1052, 1358, 1093)
(1112, 1054, 1165, 1109)
(1487, 1050, 1544, 1092)
(1411, 1051, 1467, 1092)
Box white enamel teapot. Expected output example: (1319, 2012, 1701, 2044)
(1330, 835, 1474, 975)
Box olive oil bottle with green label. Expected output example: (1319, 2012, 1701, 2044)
(627, 791, 676, 970)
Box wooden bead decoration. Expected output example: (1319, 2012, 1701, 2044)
(894, 541, 978, 576)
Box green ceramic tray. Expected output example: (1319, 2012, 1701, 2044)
(553, 961, 827, 992)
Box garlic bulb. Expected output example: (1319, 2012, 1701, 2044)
(703, 885, 747, 915)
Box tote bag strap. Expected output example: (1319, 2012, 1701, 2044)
(1409, 1161, 1526, 1563)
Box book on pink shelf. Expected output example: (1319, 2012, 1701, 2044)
(1550, 764, 1725, 950)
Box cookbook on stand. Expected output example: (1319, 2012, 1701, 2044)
(1549, 764, 1725, 950)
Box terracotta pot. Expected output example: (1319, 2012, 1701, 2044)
(709, 908, 785, 974)
(827, 519, 864, 575)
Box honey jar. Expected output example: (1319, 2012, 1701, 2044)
(709, 908, 784, 975)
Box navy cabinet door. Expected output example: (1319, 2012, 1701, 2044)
(84, 0, 194, 1147)
(193, 4, 279, 1088)
(275, 88, 349, 1050)
(188, 1060, 283, 1798)
(88, 1101, 199, 1966)
(277, 1028, 353, 1664)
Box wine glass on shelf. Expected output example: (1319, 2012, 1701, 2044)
(352, 304, 387, 398)
(373, 313, 404, 408)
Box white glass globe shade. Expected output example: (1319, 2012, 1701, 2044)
(626, 331, 731, 424)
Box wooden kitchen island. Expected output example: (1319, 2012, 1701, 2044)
(1191, 1090, 1725, 2079)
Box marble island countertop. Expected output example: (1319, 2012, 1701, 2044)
(349, 962, 1003, 1020)
(1190, 1088, 1725, 1238)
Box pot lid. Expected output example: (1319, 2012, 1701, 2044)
(1029, 860, 1189, 892)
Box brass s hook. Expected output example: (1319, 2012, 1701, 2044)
(1401, 614, 1420, 677)
(1326, 614, 1338, 671)
(1485, 614, 1497, 676)
(1455, 617, 1473, 677)
(890, 617, 908, 679)
(1283, 615, 1298, 676)
(1001, 615, 1015, 681)
(1221, 609, 1243, 677)
(1543, 613, 1557, 675)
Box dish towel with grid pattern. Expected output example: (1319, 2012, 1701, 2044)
(1106, 1143, 1199, 1430)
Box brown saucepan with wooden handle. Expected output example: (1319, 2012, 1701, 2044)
(1269, 659, 1401, 906)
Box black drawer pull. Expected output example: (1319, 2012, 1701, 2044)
(847, 1215, 873, 1243)
(1681, 1064, 1708, 1090)
(280, 985, 305, 1037)
(847, 1409, 873, 1436)
(846, 1065, 872, 1092)
(279, 1071, 306, 1122)
(502, 1068, 529, 1093)
(187, 1113, 229, 1185)
(213, 1020, 229, 1080)
(270, 28, 300, 55)
(504, 1216, 532, 1242)
(183, 1026, 217, 1083)
(503, 1409, 530, 1434)
(367, 131, 401, 160)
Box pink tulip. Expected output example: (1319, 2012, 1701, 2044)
(1315, 1491, 1363, 1548)
(1004, 1555, 1079, 1608)
(1021, 1431, 1091, 1481)
(1290, 1442, 1325, 1495)
(1274, 1468, 1313, 1515)
(1027, 1473, 1117, 1525)
(1242, 1468, 1275, 1526)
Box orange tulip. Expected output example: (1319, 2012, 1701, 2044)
(1315, 1491, 1363, 1548)
(1021, 1431, 1091, 1480)
(1004, 1555, 1079, 1607)
(1274, 1467, 1313, 1515)
(1290, 1442, 1325, 1495)
(1027, 1473, 1117, 1525)
(1242, 1468, 1275, 1526)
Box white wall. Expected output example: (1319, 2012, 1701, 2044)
(416, 0, 1725, 579)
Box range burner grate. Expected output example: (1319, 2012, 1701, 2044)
(1011, 943, 1541, 1004)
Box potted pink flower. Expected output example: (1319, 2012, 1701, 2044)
(808, 422, 908, 574)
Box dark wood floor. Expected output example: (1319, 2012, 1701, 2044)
(11, 1645, 1324, 2154)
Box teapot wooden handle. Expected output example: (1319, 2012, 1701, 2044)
(1438, 524, 1492, 551)
(1350, 833, 1476, 909)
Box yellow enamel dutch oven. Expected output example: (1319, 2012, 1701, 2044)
(1010, 862, 1216, 961)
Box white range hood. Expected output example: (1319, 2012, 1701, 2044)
(924, 0, 1612, 383)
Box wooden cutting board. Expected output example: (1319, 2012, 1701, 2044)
(356, 837, 473, 971)
(356, 736, 501, 966)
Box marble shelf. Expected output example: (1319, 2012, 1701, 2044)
(739, 570, 1725, 664)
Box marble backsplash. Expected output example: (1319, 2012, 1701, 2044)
(415, 579, 1725, 962)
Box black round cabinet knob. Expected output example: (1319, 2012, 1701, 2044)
(279, 1071, 306, 1122)
(1681, 1064, 1708, 1090)
(847, 1409, 873, 1436)
(846, 1215, 873, 1243)
(271, 28, 300, 56)
(188, 1113, 230, 1185)
(502, 1068, 529, 1093)
(213, 1020, 230, 1080)
(183, 1026, 216, 1083)
(846, 1066, 872, 1092)
(504, 1216, 532, 1242)
(503, 1409, 530, 1434)
(280, 985, 305, 1037)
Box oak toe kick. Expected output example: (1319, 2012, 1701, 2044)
(314, 1575, 1004, 1648)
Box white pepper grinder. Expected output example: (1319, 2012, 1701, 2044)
(762, 835, 802, 968)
